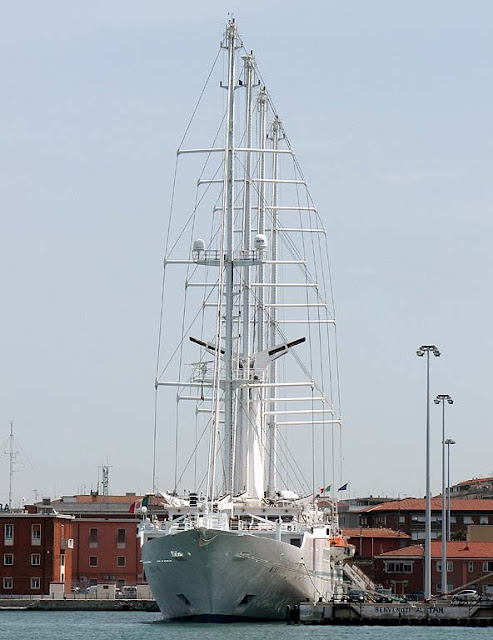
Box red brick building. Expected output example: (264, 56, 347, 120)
(343, 527, 411, 583)
(343, 528, 411, 560)
(72, 518, 143, 588)
(359, 498, 493, 542)
(374, 541, 493, 596)
(33, 494, 165, 589)
(0, 513, 73, 595)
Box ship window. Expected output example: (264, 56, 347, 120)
(290, 537, 301, 547)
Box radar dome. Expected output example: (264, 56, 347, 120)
(254, 234, 268, 251)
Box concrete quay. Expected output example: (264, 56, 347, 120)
(0, 598, 159, 612)
(293, 601, 493, 626)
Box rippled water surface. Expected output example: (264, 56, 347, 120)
(0, 611, 491, 640)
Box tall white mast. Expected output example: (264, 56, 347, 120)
(236, 52, 255, 494)
(267, 116, 281, 497)
(223, 18, 237, 496)
(256, 88, 268, 355)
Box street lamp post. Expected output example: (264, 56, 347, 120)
(416, 345, 440, 599)
(434, 394, 453, 597)
(445, 438, 456, 541)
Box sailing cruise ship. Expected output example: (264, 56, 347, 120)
(139, 18, 354, 621)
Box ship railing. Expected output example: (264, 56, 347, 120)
(202, 512, 229, 530)
(234, 368, 266, 381)
(230, 520, 298, 532)
(191, 363, 214, 383)
(192, 249, 222, 263)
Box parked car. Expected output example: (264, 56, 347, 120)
(406, 591, 425, 602)
(451, 589, 479, 604)
(375, 588, 393, 603)
(348, 589, 367, 603)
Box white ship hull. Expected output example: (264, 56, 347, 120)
(142, 527, 337, 621)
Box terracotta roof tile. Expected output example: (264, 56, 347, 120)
(360, 498, 493, 513)
(453, 477, 493, 488)
(377, 541, 493, 559)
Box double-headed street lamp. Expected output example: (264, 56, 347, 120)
(445, 438, 456, 541)
(416, 345, 440, 599)
(434, 394, 454, 597)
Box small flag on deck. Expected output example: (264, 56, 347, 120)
(320, 485, 331, 493)
(129, 495, 150, 513)
(337, 483, 348, 491)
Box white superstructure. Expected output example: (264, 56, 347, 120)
(139, 18, 354, 621)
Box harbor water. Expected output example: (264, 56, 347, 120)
(0, 612, 492, 640)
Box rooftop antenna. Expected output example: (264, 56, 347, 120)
(99, 463, 112, 496)
(6, 422, 18, 508)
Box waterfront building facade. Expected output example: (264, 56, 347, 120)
(0, 513, 73, 595)
(374, 541, 493, 596)
(359, 498, 493, 541)
(31, 493, 166, 589)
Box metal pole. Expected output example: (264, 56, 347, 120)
(267, 116, 280, 497)
(425, 350, 431, 599)
(223, 18, 236, 495)
(8, 421, 13, 508)
(441, 400, 446, 596)
(447, 443, 451, 541)
(435, 395, 453, 597)
(417, 345, 440, 600)
(445, 438, 456, 542)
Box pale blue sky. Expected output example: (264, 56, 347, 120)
(0, 1, 492, 504)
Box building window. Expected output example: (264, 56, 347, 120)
(399, 516, 406, 524)
(437, 583, 454, 593)
(360, 516, 368, 526)
(449, 516, 457, 524)
(385, 562, 413, 573)
(483, 561, 493, 572)
(60, 553, 65, 567)
(411, 531, 426, 541)
(117, 556, 126, 567)
(463, 516, 474, 525)
(437, 561, 453, 572)
(480, 516, 489, 525)
(89, 556, 98, 567)
(117, 528, 126, 549)
(3, 577, 13, 590)
(31, 524, 42, 546)
(4, 524, 13, 546)
(469, 561, 474, 572)
(31, 554, 41, 566)
(3, 554, 13, 566)
(89, 528, 98, 548)
(31, 577, 41, 590)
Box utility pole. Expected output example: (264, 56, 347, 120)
(6, 422, 18, 508)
